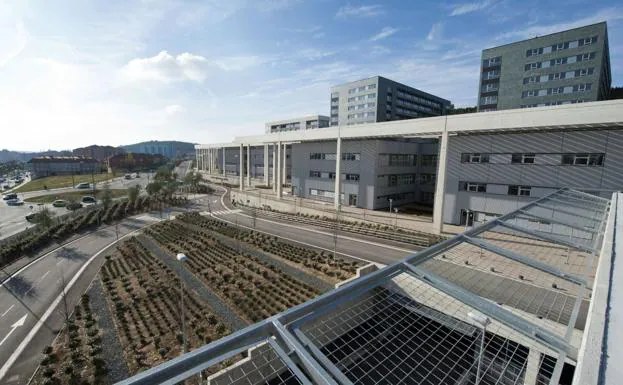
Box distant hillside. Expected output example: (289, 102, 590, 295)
(0, 149, 72, 163)
(121, 140, 195, 158)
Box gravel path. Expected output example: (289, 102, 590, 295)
(137, 234, 248, 331)
(184, 223, 334, 293)
(88, 279, 131, 383)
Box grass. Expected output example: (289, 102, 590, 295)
(13, 173, 118, 193)
(25, 189, 129, 204)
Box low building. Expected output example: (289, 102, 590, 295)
(72, 145, 124, 162)
(121, 141, 195, 158)
(265, 115, 330, 133)
(28, 156, 101, 179)
(108, 153, 167, 172)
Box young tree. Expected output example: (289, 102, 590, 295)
(101, 185, 114, 209)
(37, 207, 55, 229)
(128, 184, 141, 203)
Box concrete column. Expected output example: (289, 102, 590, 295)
(207, 149, 210, 173)
(222, 147, 226, 176)
(334, 137, 342, 208)
(523, 349, 541, 385)
(272, 143, 277, 192)
(239, 144, 244, 191)
(246, 145, 251, 187)
(432, 123, 449, 235)
(276, 141, 282, 198)
(264, 145, 269, 186)
(282, 143, 287, 186)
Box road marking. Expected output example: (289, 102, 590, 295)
(1, 305, 14, 318)
(40, 271, 50, 281)
(0, 315, 27, 347)
(0, 219, 159, 382)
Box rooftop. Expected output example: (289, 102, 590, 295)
(116, 187, 618, 385)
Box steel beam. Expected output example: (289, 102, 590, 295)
(547, 196, 608, 211)
(496, 220, 596, 254)
(272, 321, 339, 385)
(517, 210, 599, 233)
(559, 188, 610, 203)
(267, 338, 313, 385)
(403, 263, 577, 360)
(294, 328, 355, 385)
(532, 202, 601, 222)
(463, 235, 586, 285)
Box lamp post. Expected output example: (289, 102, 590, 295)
(394, 208, 398, 230)
(176, 253, 188, 354)
(388, 198, 393, 214)
(468, 311, 491, 385)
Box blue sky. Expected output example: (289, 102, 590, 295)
(1, 0, 622, 151)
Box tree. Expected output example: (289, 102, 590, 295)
(37, 207, 54, 229)
(146, 181, 163, 197)
(128, 184, 141, 203)
(101, 185, 113, 209)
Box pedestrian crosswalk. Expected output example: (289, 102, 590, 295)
(202, 209, 242, 216)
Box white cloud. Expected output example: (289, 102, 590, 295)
(370, 45, 390, 55)
(212, 55, 268, 71)
(0, 5, 28, 67)
(297, 48, 335, 61)
(336, 4, 384, 18)
(426, 22, 444, 41)
(165, 104, 184, 115)
(449, 0, 494, 16)
(496, 7, 623, 40)
(123, 51, 210, 83)
(255, 0, 302, 12)
(369, 27, 398, 41)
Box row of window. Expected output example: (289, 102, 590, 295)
(309, 153, 361, 161)
(461, 152, 605, 166)
(376, 192, 415, 202)
(520, 99, 587, 108)
(348, 112, 375, 119)
(522, 83, 592, 98)
(378, 153, 417, 167)
(525, 52, 596, 71)
(347, 102, 376, 111)
(347, 93, 376, 103)
(526, 36, 598, 57)
(523, 68, 594, 84)
(348, 84, 376, 94)
(309, 171, 360, 181)
(309, 188, 343, 199)
(482, 56, 501, 67)
(395, 89, 442, 109)
(459, 181, 533, 197)
(394, 98, 436, 114)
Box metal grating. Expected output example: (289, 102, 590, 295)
(115, 189, 614, 385)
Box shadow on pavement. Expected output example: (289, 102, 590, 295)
(4, 275, 38, 298)
(56, 247, 88, 262)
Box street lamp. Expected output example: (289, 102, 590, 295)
(394, 208, 398, 230)
(388, 198, 393, 214)
(468, 311, 491, 385)
(176, 253, 188, 354)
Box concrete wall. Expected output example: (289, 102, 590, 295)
(442, 128, 623, 224)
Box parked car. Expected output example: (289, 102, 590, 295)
(76, 182, 90, 189)
(3, 185, 10, 190)
(2, 193, 17, 200)
(52, 200, 68, 207)
(81, 196, 97, 205)
(124, 174, 132, 180)
(6, 199, 24, 206)
(66, 202, 83, 211)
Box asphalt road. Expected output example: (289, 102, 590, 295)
(0, 214, 163, 385)
(0, 174, 152, 241)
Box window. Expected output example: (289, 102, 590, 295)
(508, 185, 531, 196)
(525, 62, 540, 71)
(553, 58, 565, 65)
(367, 84, 376, 90)
(481, 95, 497, 105)
(511, 153, 535, 164)
(553, 42, 566, 51)
(342, 153, 360, 161)
(551, 87, 564, 95)
(422, 154, 437, 167)
(461, 153, 490, 163)
(551, 72, 562, 80)
(420, 191, 434, 202)
(459, 181, 486, 193)
(367, 93, 376, 99)
(309, 153, 336, 160)
(344, 173, 360, 181)
(420, 173, 436, 184)
(578, 36, 597, 46)
(527, 48, 540, 57)
(578, 53, 594, 62)
(309, 171, 321, 178)
(562, 153, 604, 166)
(523, 90, 538, 98)
(524, 76, 538, 84)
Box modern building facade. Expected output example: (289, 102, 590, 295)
(478, 22, 611, 111)
(121, 141, 195, 159)
(330, 76, 452, 126)
(265, 115, 330, 133)
(27, 156, 101, 179)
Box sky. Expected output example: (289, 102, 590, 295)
(0, 0, 622, 152)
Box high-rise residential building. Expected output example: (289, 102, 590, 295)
(478, 22, 611, 111)
(265, 115, 330, 133)
(329, 76, 452, 126)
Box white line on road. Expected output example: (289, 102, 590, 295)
(40, 271, 50, 281)
(1, 305, 14, 318)
(0, 315, 27, 347)
(0, 219, 159, 382)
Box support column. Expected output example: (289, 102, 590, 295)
(276, 141, 282, 198)
(207, 149, 211, 173)
(209, 148, 213, 173)
(282, 143, 287, 186)
(272, 143, 277, 192)
(247, 145, 251, 187)
(334, 137, 342, 208)
(222, 147, 226, 176)
(523, 349, 541, 385)
(264, 145, 269, 186)
(432, 122, 449, 235)
(239, 144, 244, 191)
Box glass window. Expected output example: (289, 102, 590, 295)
(574, 154, 589, 165)
(561, 154, 574, 165)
